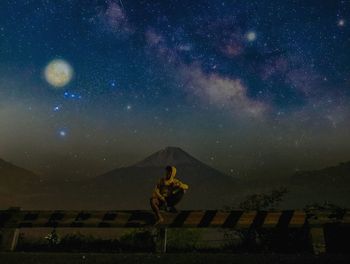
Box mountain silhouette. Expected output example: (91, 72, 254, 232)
(283, 161, 350, 208)
(2, 150, 349, 210)
(0, 158, 39, 190)
(0, 158, 41, 208)
(291, 161, 350, 184)
(132, 146, 204, 167)
(82, 146, 237, 209)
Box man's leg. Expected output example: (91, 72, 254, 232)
(166, 189, 184, 212)
(150, 197, 164, 223)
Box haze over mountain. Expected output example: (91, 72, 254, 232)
(0, 158, 42, 208)
(83, 146, 238, 209)
(0, 148, 349, 210)
(284, 161, 350, 208)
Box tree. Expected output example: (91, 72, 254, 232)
(238, 187, 288, 210)
(222, 187, 288, 252)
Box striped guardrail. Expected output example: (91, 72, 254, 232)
(0, 208, 349, 254)
(2, 209, 347, 228)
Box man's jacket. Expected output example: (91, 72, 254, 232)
(152, 166, 189, 200)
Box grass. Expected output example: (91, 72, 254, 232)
(0, 253, 349, 264)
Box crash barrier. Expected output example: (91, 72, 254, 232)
(0, 207, 349, 254)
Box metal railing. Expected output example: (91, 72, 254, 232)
(0, 207, 349, 254)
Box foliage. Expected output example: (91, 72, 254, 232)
(17, 232, 120, 252)
(222, 187, 291, 253)
(119, 228, 155, 252)
(238, 187, 288, 210)
(304, 201, 344, 212)
(16, 233, 49, 252)
(167, 228, 202, 252)
(16, 228, 202, 253)
(44, 229, 60, 247)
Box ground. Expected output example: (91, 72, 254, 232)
(0, 253, 349, 264)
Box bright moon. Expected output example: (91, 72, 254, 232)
(44, 59, 73, 87)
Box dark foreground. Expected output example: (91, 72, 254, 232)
(0, 253, 349, 264)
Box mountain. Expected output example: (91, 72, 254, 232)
(0, 158, 41, 208)
(291, 161, 350, 184)
(0, 148, 240, 210)
(81, 147, 238, 209)
(132, 146, 205, 167)
(3, 149, 349, 210)
(284, 161, 350, 207)
(0, 158, 40, 190)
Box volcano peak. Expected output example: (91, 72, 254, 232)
(132, 146, 203, 167)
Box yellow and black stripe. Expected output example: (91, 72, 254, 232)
(0, 209, 348, 229)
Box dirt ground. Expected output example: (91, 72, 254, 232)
(0, 253, 349, 264)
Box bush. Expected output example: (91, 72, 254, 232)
(119, 229, 155, 252)
(17, 232, 121, 252)
(238, 187, 288, 211)
(16, 232, 50, 252)
(167, 228, 202, 252)
(222, 187, 291, 253)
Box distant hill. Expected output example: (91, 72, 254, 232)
(0, 148, 240, 210)
(0, 158, 40, 191)
(283, 161, 350, 207)
(1, 151, 349, 210)
(0, 158, 41, 208)
(291, 161, 350, 184)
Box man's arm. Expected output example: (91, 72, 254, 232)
(173, 179, 189, 190)
(153, 182, 166, 201)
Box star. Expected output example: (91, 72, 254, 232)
(58, 130, 67, 137)
(338, 19, 345, 27)
(64, 91, 82, 100)
(109, 80, 117, 88)
(53, 105, 62, 112)
(246, 31, 257, 42)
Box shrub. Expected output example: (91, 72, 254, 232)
(167, 228, 202, 252)
(119, 228, 155, 252)
(222, 187, 290, 253)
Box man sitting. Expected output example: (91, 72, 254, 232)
(150, 165, 189, 224)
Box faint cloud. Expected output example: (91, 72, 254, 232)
(145, 28, 165, 46)
(145, 28, 178, 62)
(285, 67, 322, 96)
(220, 32, 245, 58)
(221, 42, 244, 57)
(181, 64, 268, 117)
(260, 54, 323, 96)
(260, 56, 289, 80)
(94, 0, 133, 37)
(177, 43, 192, 52)
(195, 17, 246, 58)
(145, 29, 267, 117)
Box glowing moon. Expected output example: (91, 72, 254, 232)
(44, 59, 73, 87)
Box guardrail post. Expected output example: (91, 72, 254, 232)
(0, 228, 20, 251)
(309, 227, 326, 255)
(0, 207, 21, 251)
(155, 228, 167, 253)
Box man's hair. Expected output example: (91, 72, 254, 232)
(165, 165, 172, 173)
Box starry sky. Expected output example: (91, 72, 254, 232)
(0, 0, 350, 180)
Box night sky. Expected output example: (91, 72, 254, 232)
(0, 0, 350, 180)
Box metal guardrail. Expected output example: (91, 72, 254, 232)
(0, 208, 349, 254)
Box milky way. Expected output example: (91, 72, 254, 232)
(0, 0, 349, 179)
